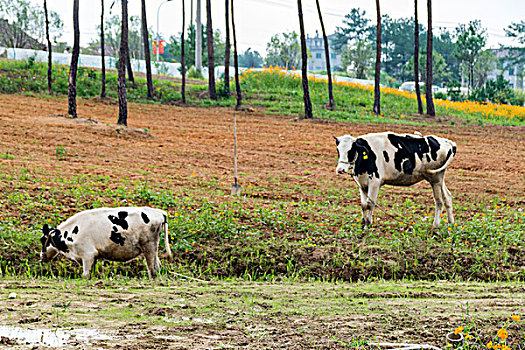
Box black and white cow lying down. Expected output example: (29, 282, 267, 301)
(40, 207, 172, 279)
(335, 131, 457, 229)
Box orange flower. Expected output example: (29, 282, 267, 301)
(511, 314, 520, 322)
(454, 326, 464, 335)
(497, 328, 508, 340)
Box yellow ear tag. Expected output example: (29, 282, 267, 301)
(362, 152, 368, 160)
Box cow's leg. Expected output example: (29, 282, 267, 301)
(365, 182, 380, 227)
(143, 244, 158, 279)
(442, 182, 454, 225)
(431, 182, 445, 230)
(81, 254, 96, 279)
(358, 186, 369, 228)
(359, 182, 380, 228)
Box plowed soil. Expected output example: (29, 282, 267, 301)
(0, 94, 524, 203)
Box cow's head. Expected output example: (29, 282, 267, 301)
(40, 224, 59, 262)
(334, 135, 357, 175)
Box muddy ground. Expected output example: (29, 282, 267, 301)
(0, 279, 524, 349)
(0, 94, 524, 348)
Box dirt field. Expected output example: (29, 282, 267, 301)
(0, 94, 524, 349)
(0, 279, 524, 349)
(0, 94, 524, 204)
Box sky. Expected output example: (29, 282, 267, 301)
(26, 0, 525, 55)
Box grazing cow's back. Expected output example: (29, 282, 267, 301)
(335, 132, 457, 229)
(40, 207, 172, 278)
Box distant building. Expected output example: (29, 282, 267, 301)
(306, 31, 342, 72)
(487, 48, 524, 91)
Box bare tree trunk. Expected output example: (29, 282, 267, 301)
(231, 0, 241, 109)
(315, 0, 334, 110)
(414, 0, 423, 114)
(373, 0, 381, 115)
(100, 0, 106, 98)
(44, 0, 52, 94)
(126, 50, 135, 84)
(118, 0, 129, 126)
(181, 0, 186, 103)
(425, 0, 435, 116)
(141, 0, 153, 99)
(297, 0, 313, 118)
(68, 0, 80, 118)
(206, 0, 217, 99)
(223, 0, 230, 97)
(195, 0, 202, 72)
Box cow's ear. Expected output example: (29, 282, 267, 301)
(42, 224, 50, 236)
(333, 136, 340, 146)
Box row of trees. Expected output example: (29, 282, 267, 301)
(54, 0, 244, 125)
(292, 0, 436, 117)
(2, 1, 524, 122)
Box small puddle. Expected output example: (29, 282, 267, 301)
(0, 326, 113, 347)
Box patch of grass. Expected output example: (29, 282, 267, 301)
(0, 168, 523, 282)
(239, 68, 525, 126)
(3, 58, 524, 126)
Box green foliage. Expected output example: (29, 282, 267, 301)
(446, 79, 463, 102)
(166, 24, 226, 68)
(341, 40, 374, 79)
(332, 8, 371, 51)
(238, 48, 264, 68)
(265, 32, 301, 69)
(55, 146, 67, 161)
(187, 66, 204, 79)
(505, 20, 525, 44)
(0, 0, 64, 47)
(469, 75, 521, 105)
(85, 15, 142, 58)
(454, 20, 487, 89)
(0, 59, 194, 105)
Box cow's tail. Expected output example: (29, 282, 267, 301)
(163, 214, 173, 261)
(425, 143, 457, 174)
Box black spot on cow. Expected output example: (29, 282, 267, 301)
(426, 136, 440, 161)
(110, 226, 126, 246)
(349, 139, 379, 178)
(426, 154, 431, 163)
(334, 136, 340, 146)
(51, 229, 69, 253)
(445, 149, 453, 163)
(72, 226, 79, 235)
(388, 134, 433, 175)
(66, 237, 74, 242)
(141, 212, 150, 224)
(383, 151, 389, 163)
(452, 145, 457, 155)
(63, 231, 68, 239)
(108, 211, 129, 230)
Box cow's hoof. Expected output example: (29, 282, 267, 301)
(360, 219, 371, 229)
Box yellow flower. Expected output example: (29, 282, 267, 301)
(487, 341, 493, 349)
(454, 326, 464, 335)
(465, 334, 472, 340)
(47, 219, 52, 224)
(497, 328, 508, 340)
(511, 314, 520, 322)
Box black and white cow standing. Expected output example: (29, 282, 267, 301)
(40, 207, 172, 279)
(334, 132, 457, 229)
